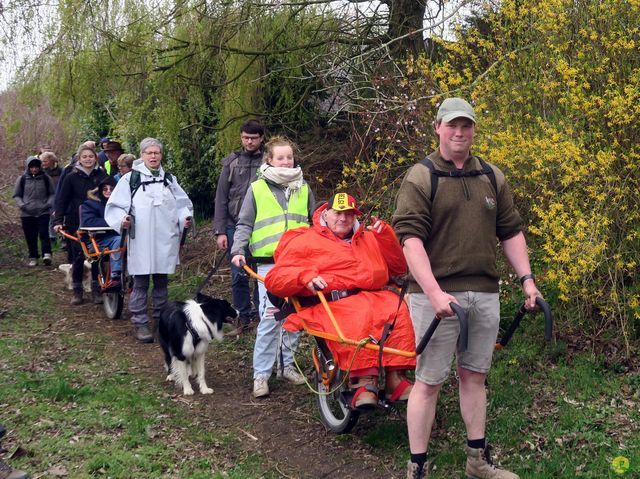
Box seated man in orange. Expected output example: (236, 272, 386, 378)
(265, 193, 416, 408)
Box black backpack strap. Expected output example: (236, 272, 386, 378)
(420, 156, 498, 202)
(130, 170, 173, 200)
(419, 157, 439, 203)
(129, 170, 142, 200)
(476, 157, 498, 196)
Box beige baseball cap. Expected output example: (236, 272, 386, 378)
(436, 98, 476, 123)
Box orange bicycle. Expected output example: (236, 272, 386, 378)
(57, 226, 128, 319)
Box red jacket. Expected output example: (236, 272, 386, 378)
(265, 204, 415, 372)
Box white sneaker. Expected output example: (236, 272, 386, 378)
(279, 365, 305, 385)
(43, 253, 52, 266)
(28, 258, 37, 267)
(253, 376, 269, 398)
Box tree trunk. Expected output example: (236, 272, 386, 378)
(387, 0, 428, 58)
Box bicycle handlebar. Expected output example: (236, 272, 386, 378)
(416, 303, 468, 355)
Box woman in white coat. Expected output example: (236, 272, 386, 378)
(105, 137, 193, 343)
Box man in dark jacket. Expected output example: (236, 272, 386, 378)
(12, 156, 55, 266)
(213, 119, 264, 329)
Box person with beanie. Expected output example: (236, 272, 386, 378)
(12, 156, 55, 267)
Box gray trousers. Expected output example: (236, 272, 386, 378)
(129, 274, 168, 325)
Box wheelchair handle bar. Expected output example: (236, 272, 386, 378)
(497, 297, 553, 349)
(416, 303, 468, 355)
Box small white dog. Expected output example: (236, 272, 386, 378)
(58, 261, 92, 293)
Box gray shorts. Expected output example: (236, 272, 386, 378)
(408, 291, 500, 385)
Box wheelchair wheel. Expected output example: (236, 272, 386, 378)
(316, 369, 359, 434)
(103, 291, 123, 319)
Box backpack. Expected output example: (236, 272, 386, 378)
(20, 174, 51, 197)
(129, 169, 174, 200)
(420, 156, 498, 202)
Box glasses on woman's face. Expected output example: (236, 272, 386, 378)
(102, 186, 114, 192)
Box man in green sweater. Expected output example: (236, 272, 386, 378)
(393, 98, 542, 479)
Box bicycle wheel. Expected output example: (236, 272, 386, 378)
(103, 291, 123, 319)
(316, 369, 359, 434)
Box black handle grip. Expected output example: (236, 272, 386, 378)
(451, 303, 468, 353)
(499, 305, 526, 347)
(536, 297, 553, 342)
(416, 303, 468, 355)
(499, 297, 553, 348)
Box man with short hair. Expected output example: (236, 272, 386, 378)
(101, 141, 124, 177)
(213, 119, 264, 330)
(393, 98, 542, 479)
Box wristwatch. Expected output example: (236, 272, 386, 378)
(519, 273, 535, 286)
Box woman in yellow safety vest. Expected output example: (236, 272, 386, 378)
(231, 136, 315, 399)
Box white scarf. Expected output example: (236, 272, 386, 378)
(259, 163, 304, 198)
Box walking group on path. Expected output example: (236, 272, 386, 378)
(8, 98, 543, 479)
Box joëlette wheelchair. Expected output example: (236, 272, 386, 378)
(244, 265, 554, 433)
(242, 265, 469, 433)
(58, 225, 128, 319)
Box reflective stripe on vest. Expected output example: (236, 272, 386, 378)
(249, 179, 309, 258)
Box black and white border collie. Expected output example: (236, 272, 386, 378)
(158, 293, 238, 395)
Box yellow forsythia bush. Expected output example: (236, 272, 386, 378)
(343, 0, 639, 348)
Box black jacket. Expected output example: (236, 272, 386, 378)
(54, 165, 107, 232)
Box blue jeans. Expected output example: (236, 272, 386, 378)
(226, 225, 258, 321)
(90, 235, 123, 275)
(253, 264, 301, 379)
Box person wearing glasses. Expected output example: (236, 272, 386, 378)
(105, 138, 193, 343)
(213, 119, 265, 331)
(80, 176, 123, 289)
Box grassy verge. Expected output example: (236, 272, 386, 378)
(0, 239, 275, 479)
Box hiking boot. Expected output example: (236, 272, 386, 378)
(91, 281, 103, 304)
(278, 365, 305, 385)
(70, 289, 84, 305)
(42, 254, 52, 266)
(134, 324, 154, 343)
(27, 258, 37, 267)
(253, 375, 269, 398)
(465, 445, 519, 479)
(0, 457, 29, 479)
(406, 460, 426, 479)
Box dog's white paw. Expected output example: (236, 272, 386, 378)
(165, 374, 173, 382)
(200, 386, 213, 395)
(183, 387, 194, 396)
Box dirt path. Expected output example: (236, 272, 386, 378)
(24, 246, 407, 479)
